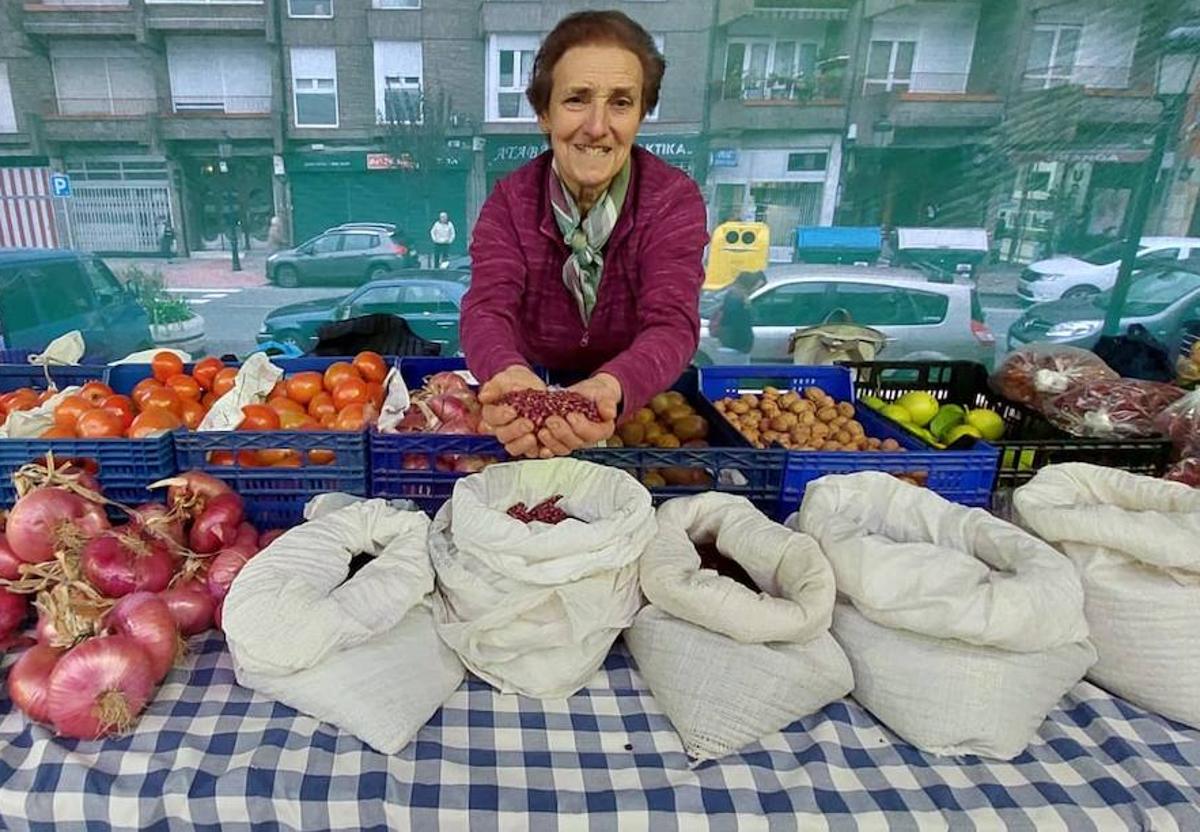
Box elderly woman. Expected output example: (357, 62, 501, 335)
(461, 10, 708, 458)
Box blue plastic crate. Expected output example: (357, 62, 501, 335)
(0, 357, 174, 509)
(0, 351, 110, 393)
(174, 430, 368, 529)
(371, 358, 785, 515)
(699, 365, 999, 520)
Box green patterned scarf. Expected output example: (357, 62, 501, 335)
(549, 158, 631, 325)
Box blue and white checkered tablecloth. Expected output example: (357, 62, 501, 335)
(1, 633, 1199, 832)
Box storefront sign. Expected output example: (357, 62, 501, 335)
(1011, 149, 1149, 164)
(367, 152, 416, 171)
(285, 153, 361, 173)
(485, 136, 550, 171)
(710, 149, 740, 168)
(287, 142, 468, 175)
(637, 135, 698, 163)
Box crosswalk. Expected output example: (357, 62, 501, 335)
(165, 287, 244, 306)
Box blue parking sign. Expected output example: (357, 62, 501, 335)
(50, 173, 72, 198)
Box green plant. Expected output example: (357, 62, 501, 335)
(123, 266, 195, 326)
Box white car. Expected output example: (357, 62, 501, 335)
(1018, 237, 1200, 304)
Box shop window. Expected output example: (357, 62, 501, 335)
(1023, 24, 1081, 90)
(787, 152, 828, 172)
(289, 0, 332, 16)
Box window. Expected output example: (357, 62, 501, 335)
(373, 0, 419, 7)
(488, 35, 539, 121)
(289, 0, 332, 17)
(724, 39, 819, 100)
(1140, 248, 1180, 262)
(81, 258, 124, 306)
(397, 284, 456, 314)
(863, 40, 915, 93)
(0, 275, 38, 335)
(1121, 270, 1200, 315)
(341, 233, 378, 252)
(750, 282, 833, 327)
(374, 41, 423, 125)
(830, 284, 948, 326)
(24, 264, 94, 321)
(291, 48, 338, 127)
(310, 234, 341, 254)
(167, 37, 272, 114)
(1023, 24, 1081, 89)
(351, 286, 401, 313)
(0, 64, 16, 133)
(50, 42, 157, 116)
(787, 152, 828, 172)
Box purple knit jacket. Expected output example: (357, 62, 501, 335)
(461, 146, 708, 416)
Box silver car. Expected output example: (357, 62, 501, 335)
(697, 265, 996, 366)
(266, 225, 411, 288)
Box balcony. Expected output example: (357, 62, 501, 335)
(709, 70, 847, 132)
(718, 0, 851, 27)
(1005, 69, 1161, 146)
(144, 0, 267, 32)
(40, 97, 157, 144)
(21, 0, 137, 37)
(159, 95, 275, 140)
(855, 71, 1003, 133)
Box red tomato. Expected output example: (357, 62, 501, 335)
(278, 409, 317, 430)
(192, 357, 224, 391)
(212, 368, 238, 398)
(366, 381, 385, 410)
(352, 351, 388, 384)
(285, 372, 324, 405)
(256, 448, 302, 467)
(332, 378, 370, 411)
(307, 391, 336, 422)
(180, 399, 206, 430)
(308, 449, 337, 465)
(41, 425, 76, 439)
(210, 450, 236, 466)
(333, 403, 368, 432)
(166, 374, 202, 401)
(78, 381, 114, 406)
(131, 378, 164, 411)
(323, 362, 361, 392)
(54, 395, 95, 430)
(127, 407, 182, 439)
(268, 397, 306, 416)
(99, 394, 135, 430)
(239, 404, 281, 431)
(75, 408, 125, 438)
(143, 386, 184, 417)
(151, 351, 185, 383)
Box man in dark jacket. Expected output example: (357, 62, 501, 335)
(714, 270, 766, 362)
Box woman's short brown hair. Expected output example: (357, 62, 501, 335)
(526, 10, 666, 118)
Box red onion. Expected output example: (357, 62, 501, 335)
(189, 492, 245, 554)
(427, 392, 470, 425)
(152, 470, 233, 520)
(213, 600, 224, 632)
(129, 503, 186, 548)
(35, 609, 58, 647)
(47, 635, 155, 739)
(206, 549, 250, 603)
(257, 529, 286, 548)
(8, 644, 62, 724)
(426, 371, 471, 396)
(105, 593, 179, 682)
(227, 522, 260, 557)
(0, 590, 28, 638)
(0, 533, 23, 580)
(6, 487, 111, 564)
(159, 578, 215, 636)
(81, 532, 174, 598)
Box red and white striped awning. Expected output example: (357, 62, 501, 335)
(0, 167, 60, 249)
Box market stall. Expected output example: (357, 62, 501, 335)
(0, 346, 1199, 830)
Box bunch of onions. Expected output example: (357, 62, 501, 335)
(153, 471, 233, 521)
(129, 503, 186, 549)
(188, 492, 245, 554)
(46, 635, 155, 739)
(7, 644, 61, 724)
(5, 486, 111, 564)
(104, 593, 179, 682)
(81, 532, 174, 598)
(158, 578, 215, 636)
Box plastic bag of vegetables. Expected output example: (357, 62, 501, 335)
(624, 493, 852, 762)
(223, 498, 463, 754)
(429, 459, 654, 699)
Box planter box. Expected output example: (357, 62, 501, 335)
(151, 315, 205, 356)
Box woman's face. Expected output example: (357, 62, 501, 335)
(538, 43, 644, 203)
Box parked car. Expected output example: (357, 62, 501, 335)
(1017, 236, 1200, 304)
(257, 272, 469, 352)
(1008, 264, 1200, 353)
(0, 248, 152, 361)
(696, 265, 995, 366)
(267, 225, 413, 287)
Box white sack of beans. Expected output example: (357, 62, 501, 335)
(429, 459, 654, 698)
(794, 472, 1096, 760)
(1014, 463, 1200, 730)
(223, 498, 463, 754)
(624, 493, 852, 762)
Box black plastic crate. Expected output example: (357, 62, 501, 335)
(842, 360, 1174, 492)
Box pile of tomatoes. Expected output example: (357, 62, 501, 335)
(0, 351, 390, 457)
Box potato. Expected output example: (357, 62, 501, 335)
(836, 430, 852, 445)
(650, 393, 672, 415)
(644, 422, 665, 440)
(663, 404, 695, 423)
(846, 421, 865, 437)
(867, 437, 883, 450)
(817, 406, 839, 423)
(822, 440, 843, 451)
(729, 400, 750, 415)
(635, 407, 657, 425)
(664, 391, 687, 409)
(810, 423, 831, 440)
(799, 411, 816, 427)
(671, 414, 708, 441)
(837, 401, 856, 419)
(740, 393, 758, 406)
(771, 413, 797, 432)
(881, 438, 901, 451)
(619, 422, 646, 446)
(803, 386, 824, 402)
(654, 433, 682, 449)
(791, 426, 811, 444)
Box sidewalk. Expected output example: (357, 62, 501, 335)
(107, 251, 270, 290)
(976, 263, 1021, 299)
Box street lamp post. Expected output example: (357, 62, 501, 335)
(217, 134, 242, 273)
(1103, 24, 1200, 336)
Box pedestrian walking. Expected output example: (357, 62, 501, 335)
(430, 211, 456, 268)
(712, 270, 767, 364)
(267, 215, 286, 255)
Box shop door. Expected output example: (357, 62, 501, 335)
(185, 157, 274, 252)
